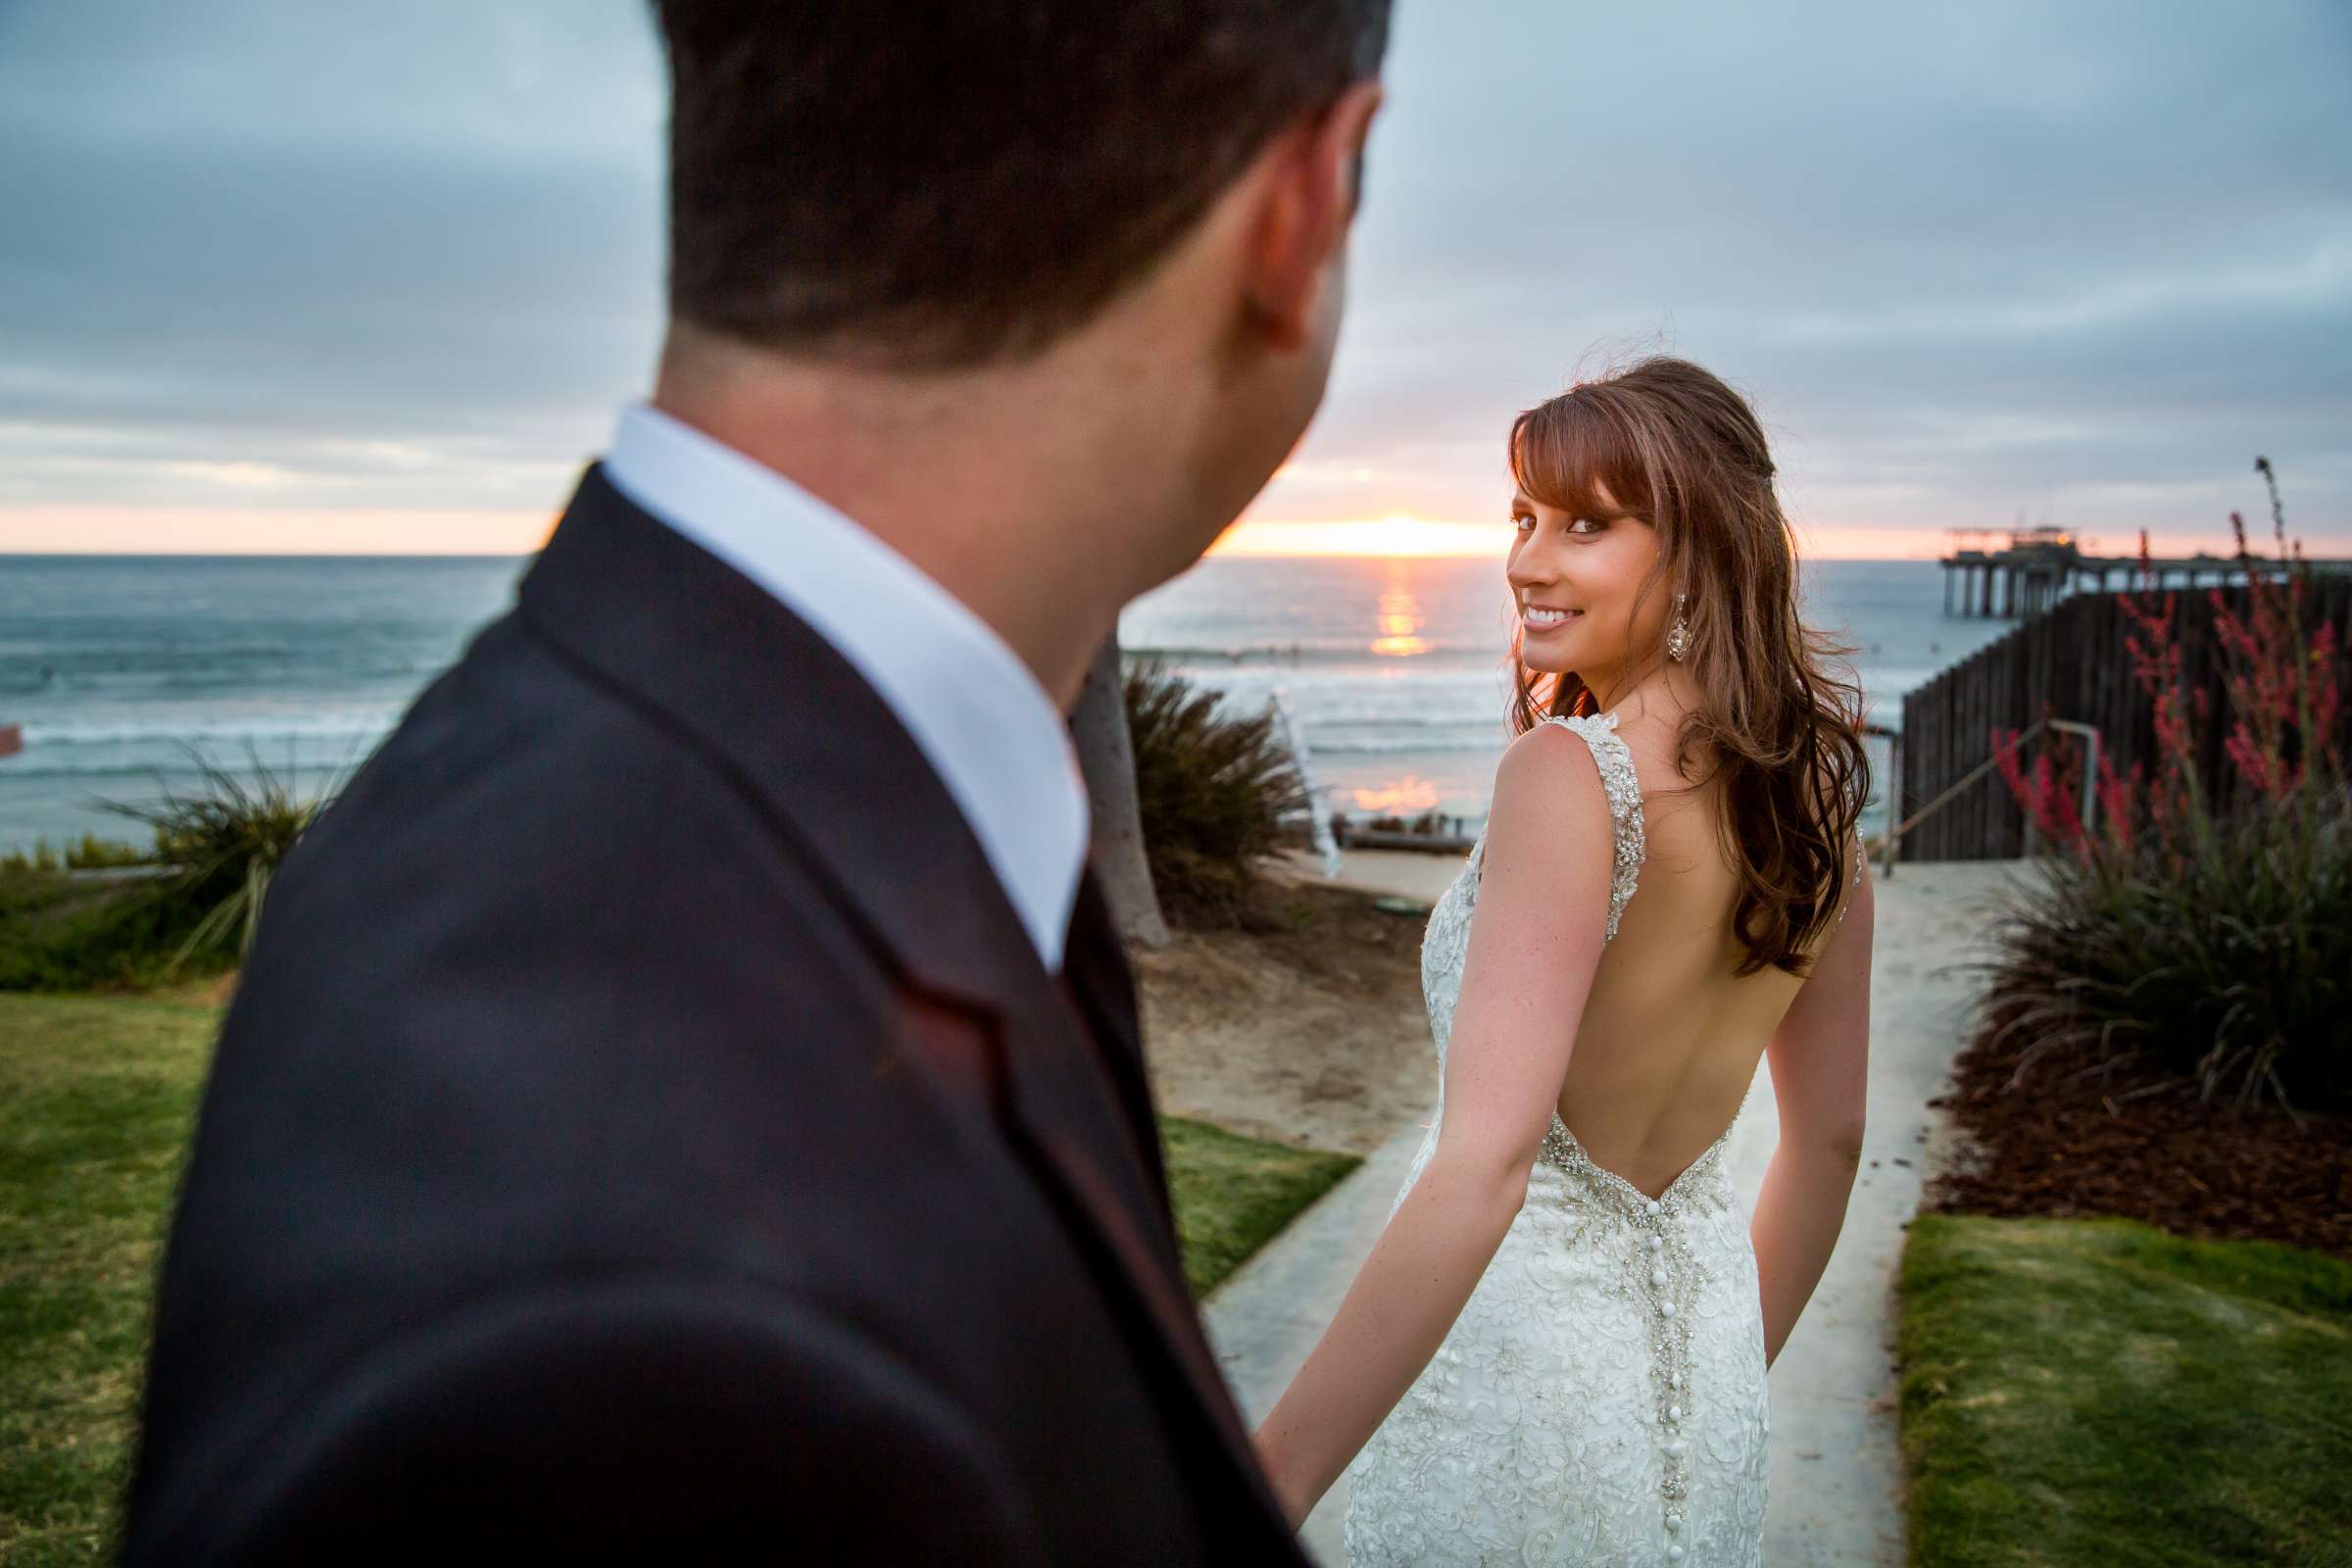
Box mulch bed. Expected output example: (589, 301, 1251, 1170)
(1925, 1012, 2352, 1258)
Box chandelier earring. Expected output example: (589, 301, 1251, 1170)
(1666, 592, 1692, 662)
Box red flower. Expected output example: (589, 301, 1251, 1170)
(1994, 463, 2345, 867)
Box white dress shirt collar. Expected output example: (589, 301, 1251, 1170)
(602, 403, 1089, 971)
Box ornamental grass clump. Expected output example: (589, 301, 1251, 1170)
(109, 750, 327, 973)
(1123, 656, 1310, 928)
(1979, 460, 2352, 1112)
(0, 754, 329, 991)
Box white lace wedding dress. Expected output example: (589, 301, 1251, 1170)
(1343, 710, 1829, 1566)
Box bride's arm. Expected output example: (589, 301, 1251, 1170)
(1750, 859, 1874, 1367)
(1250, 726, 1614, 1529)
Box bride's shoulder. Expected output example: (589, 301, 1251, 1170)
(1499, 711, 1607, 766)
(1506, 712, 1642, 787)
(1490, 718, 1617, 835)
(1478, 722, 1621, 926)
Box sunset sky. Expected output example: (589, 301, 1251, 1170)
(2, 2, 2346, 560)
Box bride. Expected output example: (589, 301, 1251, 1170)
(1253, 357, 1875, 1565)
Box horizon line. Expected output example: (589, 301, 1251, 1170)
(0, 546, 1973, 564)
(1, 509, 2312, 561)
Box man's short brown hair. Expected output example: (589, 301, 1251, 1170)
(652, 1, 1391, 368)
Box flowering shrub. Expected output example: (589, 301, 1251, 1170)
(2210, 458, 2343, 799)
(1979, 461, 2352, 1110)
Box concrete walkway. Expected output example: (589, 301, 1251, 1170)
(1204, 858, 2026, 1565)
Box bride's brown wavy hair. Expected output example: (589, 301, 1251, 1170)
(1506, 357, 1870, 978)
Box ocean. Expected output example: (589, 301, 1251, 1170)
(0, 553, 2016, 855)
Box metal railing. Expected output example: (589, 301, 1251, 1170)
(1870, 715, 2101, 877)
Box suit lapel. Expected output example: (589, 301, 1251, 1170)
(1061, 868, 1173, 1210)
(515, 467, 1281, 1517)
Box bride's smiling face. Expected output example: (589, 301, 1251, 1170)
(1505, 478, 1668, 688)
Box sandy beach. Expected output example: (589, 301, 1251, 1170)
(1135, 876, 1441, 1156)
(1133, 840, 1607, 1157)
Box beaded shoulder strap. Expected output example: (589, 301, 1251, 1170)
(1474, 717, 1862, 940)
(1838, 829, 1865, 927)
(1539, 711, 1647, 942)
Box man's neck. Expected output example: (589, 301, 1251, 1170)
(650, 335, 1181, 711)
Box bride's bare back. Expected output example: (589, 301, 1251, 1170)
(1551, 704, 1865, 1200)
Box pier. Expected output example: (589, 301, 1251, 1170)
(1939, 526, 2352, 618)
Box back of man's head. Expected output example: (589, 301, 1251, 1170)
(650, 1, 1392, 371)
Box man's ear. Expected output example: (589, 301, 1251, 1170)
(1241, 79, 1385, 352)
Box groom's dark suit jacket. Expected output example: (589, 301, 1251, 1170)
(123, 469, 1308, 1565)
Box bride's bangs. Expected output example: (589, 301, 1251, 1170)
(1508, 394, 1650, 524)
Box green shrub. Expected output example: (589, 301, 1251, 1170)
(66, 834, 150, 869)
(0, 844, 64, 876)
(0, 835, 146, 876)
(106, 753, 325, 974)
(1983, 462, 2352, 1110)
(1123, 657, 1309, 928)
(0, 756, 330, 992)
(0, 869, 189, 992)
(1971, 783, 2352, 1109)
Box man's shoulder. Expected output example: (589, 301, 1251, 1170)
(324, 610, 756, 843)
(258, 610, 892, 1004)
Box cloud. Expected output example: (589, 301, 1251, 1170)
(1, 0, 2347, 552)
(0, 0, 665, 518)
(1265, 0, 2352, 549)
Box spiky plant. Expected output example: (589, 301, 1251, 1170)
(104, 749, 330, 973)
(1970, 789, 2352, 1110)
(1123, 657, 1310, 927)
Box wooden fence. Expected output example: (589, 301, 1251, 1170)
(1892, 573, 2352, 861)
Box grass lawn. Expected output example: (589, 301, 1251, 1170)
(1162, 1115, 1361, 1298)
(1899, 1211, 2352, 1567)
(0, 992, 213, 1568)
(0, 992, 1359, 1564)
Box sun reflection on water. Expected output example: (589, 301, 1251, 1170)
(1369, 565, 1431, 658)
(1348, 775, 1443, 814)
